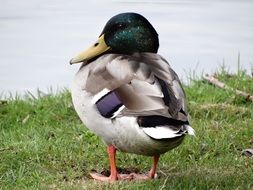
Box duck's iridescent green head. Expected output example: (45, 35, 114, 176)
(70, 12, 159, 64)
(102, 13, 159, 54)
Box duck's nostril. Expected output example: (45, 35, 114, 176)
(94, 43, 99, 47)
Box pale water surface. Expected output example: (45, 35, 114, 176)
(0, 0, 253, 96)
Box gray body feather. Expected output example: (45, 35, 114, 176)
(71, 53, 194, 156)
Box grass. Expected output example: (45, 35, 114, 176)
(0, 69, 253, 190)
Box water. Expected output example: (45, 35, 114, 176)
(0, 0, 253, 96)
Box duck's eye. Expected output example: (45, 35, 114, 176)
(117, 23, 126, 29)
(111, 23, 126, 31)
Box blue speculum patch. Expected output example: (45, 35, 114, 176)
(95, 91, 123, 118)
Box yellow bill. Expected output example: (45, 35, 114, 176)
(70, 34, 110, 64)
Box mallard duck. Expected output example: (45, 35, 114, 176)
(70, 12, 194, 181)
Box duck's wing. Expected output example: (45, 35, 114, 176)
(81, 53, 194, 139)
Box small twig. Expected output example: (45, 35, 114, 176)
(22, 114, 30, 124)
(203, 74, 253, 102)
(160, 176, 169, 190)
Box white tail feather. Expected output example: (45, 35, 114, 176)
(142, 126, 182, 139)
(142, 124, 195, 139)
(185, 125, 195, 136)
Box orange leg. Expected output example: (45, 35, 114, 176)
(90, 145, 119, 182)
(90, 146, 160, 182)
(149, 155, 160, 178)
(107, 145, 118, 180)
(129, 155, 160, 180)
